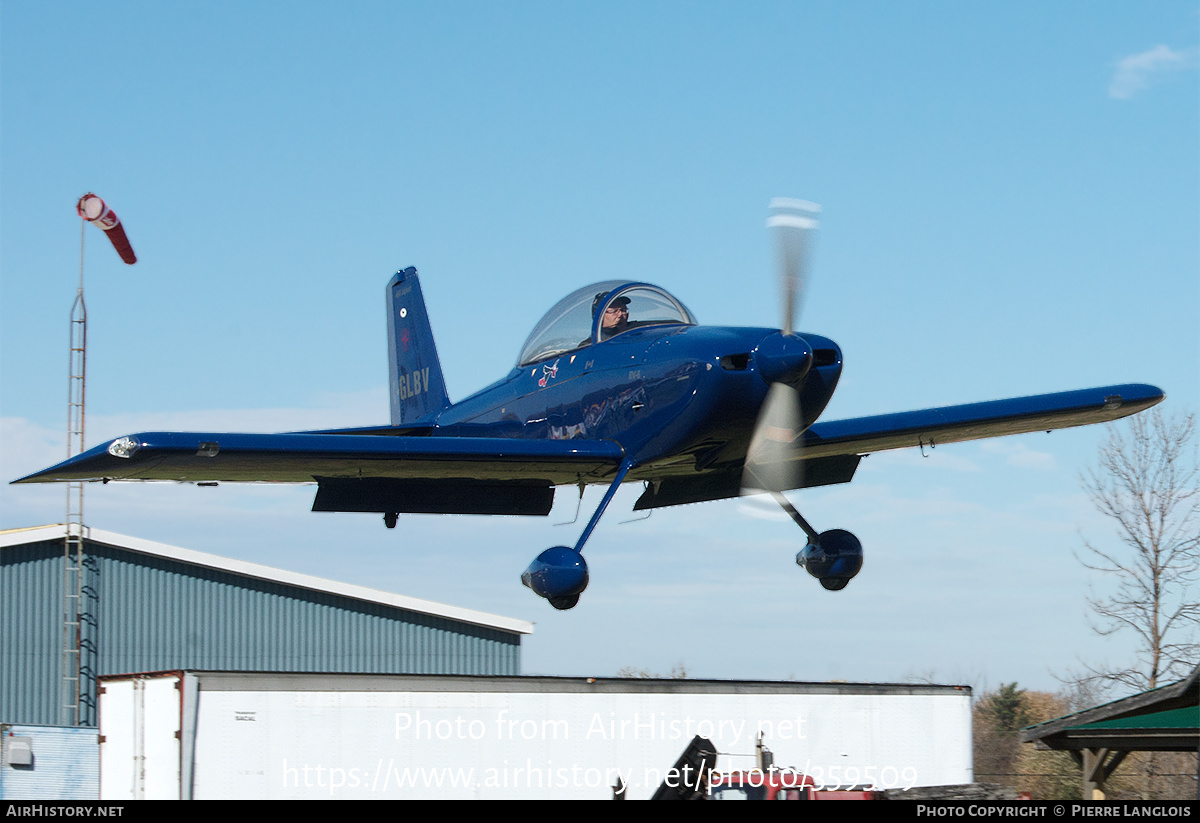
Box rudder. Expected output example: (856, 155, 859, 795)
(387, 267, 451, 425)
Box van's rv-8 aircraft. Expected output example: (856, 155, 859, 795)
(16, 200, 1164, 609)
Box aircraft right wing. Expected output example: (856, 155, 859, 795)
(799, 383, 1164, 459)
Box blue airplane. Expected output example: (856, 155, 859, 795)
(15, 200, 1164, 609)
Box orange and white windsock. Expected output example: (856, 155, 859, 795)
(76, 193, 136, 264)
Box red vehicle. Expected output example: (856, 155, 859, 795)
(709, 769, 881, 800)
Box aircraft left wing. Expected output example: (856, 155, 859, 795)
(800, 383, 1164, 459)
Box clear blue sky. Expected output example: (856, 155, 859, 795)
(2, 2, 1197, 694)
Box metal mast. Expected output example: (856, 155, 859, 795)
(61, 220, 87, 725)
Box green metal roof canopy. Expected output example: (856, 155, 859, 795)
(1020, 665, 1199, 799)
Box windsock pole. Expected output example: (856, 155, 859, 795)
(62, 193, 136, 724)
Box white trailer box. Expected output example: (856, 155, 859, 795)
(98, 671, 972, 800)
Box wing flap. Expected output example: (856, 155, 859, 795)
(13, 431, 626, 486)
(800, 383, 1164, 458)
(312, 477, 557, 515)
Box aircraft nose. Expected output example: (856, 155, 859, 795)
(755, 332, 813, 387)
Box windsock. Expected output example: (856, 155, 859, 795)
(76, 193, 136, 264)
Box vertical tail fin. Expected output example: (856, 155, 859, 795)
(387, 267, 451, 426)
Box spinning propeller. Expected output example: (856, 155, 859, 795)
(769, 197, 820, 337)
(741, 198, 820, 498)
(740, 198, 865, 590)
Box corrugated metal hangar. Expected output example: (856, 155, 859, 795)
(0, 525, 532, 727)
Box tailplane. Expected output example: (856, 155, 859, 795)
(387, 267, 451, 426)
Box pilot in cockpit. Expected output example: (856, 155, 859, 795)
(593, 293, 631, 339)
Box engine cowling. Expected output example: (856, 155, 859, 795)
(797, 529, 863, 591)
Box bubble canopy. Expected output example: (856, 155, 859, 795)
(516, 281, 698, 366)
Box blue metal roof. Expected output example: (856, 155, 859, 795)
(1, 526, 528, 726)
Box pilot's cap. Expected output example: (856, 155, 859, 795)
(593, 293, 631, 314)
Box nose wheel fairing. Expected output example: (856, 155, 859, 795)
(797, 528, 864, 589)
(773, 493, 864, 591)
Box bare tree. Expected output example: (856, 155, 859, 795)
(1076, 408, 1199, 692)
(616, 662, 689, 678)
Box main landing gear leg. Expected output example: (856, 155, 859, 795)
(522, 459, 634, 610)
(771, 492, 864, 592)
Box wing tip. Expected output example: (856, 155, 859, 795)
(1108, 383, 1166, 415)
(11, 466, 70, 485)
